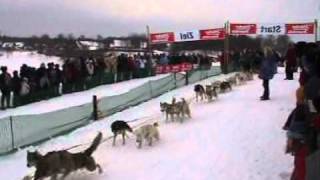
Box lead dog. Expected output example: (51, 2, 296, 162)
(26, 132, 103, 180)
(135, 123, 160, 149)
(111, 120, 133, 146)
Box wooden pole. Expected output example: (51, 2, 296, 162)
(146, 25, 152, 55)
(185, 71, 189, 85)
(9, 116, 15, 150)
(224, 21, 230, 74)
(315, 19, 318, 43)
(93, 95, 98, 121)
(146, 25, 153, 76)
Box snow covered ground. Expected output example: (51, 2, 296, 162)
(0, 51, 63, 74)
(0, 68, 298, 180)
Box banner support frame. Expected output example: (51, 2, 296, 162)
(315, 19, 318, 42)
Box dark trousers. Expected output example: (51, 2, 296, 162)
(262, 79, 270, 98)
(1, 91, 11, 109)
(285, 66, 294, 80)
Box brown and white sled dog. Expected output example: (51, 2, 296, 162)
(211, 81, 221, 89)
(26, 132, 103, 180)
(205, 85, 218, 102)
(160, 98, 191, 123)
(177, 98, 192, 122)
(226, 76, 238, 86)
(160, 102, 181, 122)
(235, 73, 246, 85)
(220, 81, 232, 93)
(245, 72, 254, 81)
(135, 123, 160, 149)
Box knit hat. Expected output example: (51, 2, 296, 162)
(296, 86, 305, 105)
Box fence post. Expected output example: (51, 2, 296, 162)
(174, 73, 177, 88)
(9, 116, 14, 150)
(148, 81, 153, 98)
(185, 71, 189, 85)
(92, 95, 98, 121)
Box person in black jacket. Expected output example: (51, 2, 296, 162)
(0, 66, 12, 109)
(11, 71, 21, 107)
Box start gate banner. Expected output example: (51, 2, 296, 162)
(257, 23, 286, 35)
(286, 23, 315, 34)
(230, 24, 257, 35)
(150, 32, 175, 44)
(174, 30, 200, 42)
(200, 28, 225, 40)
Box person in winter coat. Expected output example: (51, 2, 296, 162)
(0, 66, 12, 109)
(283, 86, 309, 180)
(37, 63, 50, 90)
(258, 47, 277, 100)
(20, 77, 30, 96)
(11, 71, 21, 107)
(285, 44, 297, 80)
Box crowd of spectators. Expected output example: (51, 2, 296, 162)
(0, 53, 214, 109)
(282, 42, 320, 180)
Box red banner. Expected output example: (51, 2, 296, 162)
(181, 63, 193, 71)
(150, 32, 175, 44)
(200, 28, 225, 40)
(155, 66, 164, 74)
(230, 24, 257, 35)
(156, 63, 193, 74)
(171, 65, 181, 73)
(163, 65, 172, 73)
(286, 23, 315, 34)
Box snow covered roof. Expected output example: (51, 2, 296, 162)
(76, 40, 101, 50)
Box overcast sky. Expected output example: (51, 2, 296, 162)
(0, 0, 319, 38)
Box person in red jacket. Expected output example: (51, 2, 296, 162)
(285, 44, 297, 80)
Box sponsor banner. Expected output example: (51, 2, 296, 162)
(200, 28, 225, 40)
(286, 23, 315, 34)
(257, 23, 285, 35)
(230, 24, 257, 35)
(150, 32, 175, 44)
(171, 64, 181, 73)
(155, 65, 164, 74)
(155, 63, 193, 74)
(175, 30, 200, 42)
(181, 63, 193, 71)
(163, 65, 172, 74)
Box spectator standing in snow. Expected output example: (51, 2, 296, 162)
(285, 44, 297, 80)
(0, 66, 12, 109)
(258, 47, 277, 101)
(11, 71, 21, 107)
(283, 86, 309, 180)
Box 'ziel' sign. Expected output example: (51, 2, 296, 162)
(175, 30, 200, 42)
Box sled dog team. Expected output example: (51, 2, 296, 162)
(194, 72, 253, 102)
(24, 72, 253, 180)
